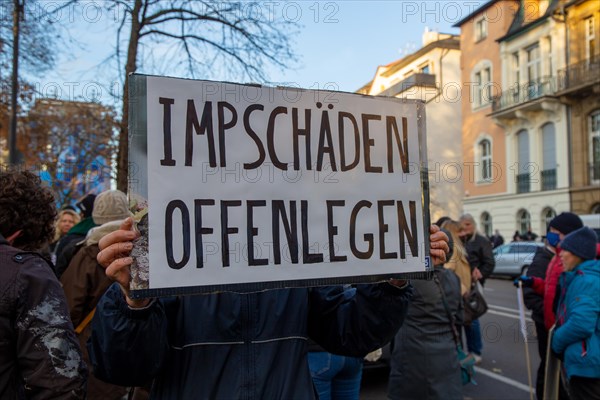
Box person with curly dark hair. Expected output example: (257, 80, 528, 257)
(0, 169, 88, 399)
(0, 170, 57, 251)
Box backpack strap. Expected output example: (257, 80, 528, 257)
(75, 307, 96, 335)
(433, 272, 461, 347)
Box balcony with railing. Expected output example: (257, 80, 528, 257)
(556, 58, 600, 96)
(541, 169, 556, 191)
(491, 76, 557, 115)
(379, 73, 437, 98)
(516, 173, 530, 193)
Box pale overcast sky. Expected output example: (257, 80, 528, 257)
(29, 1, 484, 108)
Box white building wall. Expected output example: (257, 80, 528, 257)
(423, 50, 463, 221)
(464, 189, 571, 240)
(371, 47, 463, 221)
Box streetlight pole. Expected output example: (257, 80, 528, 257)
(9, 0, 23, 166)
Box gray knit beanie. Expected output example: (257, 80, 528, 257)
(92, 190, 133, 225)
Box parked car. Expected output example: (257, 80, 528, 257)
(492, 241, 544, 278)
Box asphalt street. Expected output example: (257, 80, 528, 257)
(360, 278, 541, 400)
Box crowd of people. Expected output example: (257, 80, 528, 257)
(1, 168, 598, 400)
(516, 212, 600, 400)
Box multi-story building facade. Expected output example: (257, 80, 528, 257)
(357, 29, 463, 222)
(489, 0, 571, 236)
(455, 0, 520, 237)
(556, 0, 600, 214)
(25, 98, 116, 205)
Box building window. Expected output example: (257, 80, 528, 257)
(542, 208, 556, 232)
(479, 139, 492, 181)
(512, 52, 520, 87)
(472, 63, 492, 108)
(546, 36, 553, 77)
(511, 52, 521, 102)
(481, 212, 492, 237)
(517, 130, 530, 193)
(591, 110, 600, 182)
(517, 209, 531, 235)
(591, 203, 600, 214)
(420, 64, 430, 74)
(475, 17, 488, 41)
(526, 43, 541, 84)
(586, 16, 596, 61)
(541, 123, 557, 190)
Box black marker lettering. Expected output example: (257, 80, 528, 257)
(194, 199, 215, 268)
(159, 97, 176, 166)
(243, 104, 266, 170)
(165, 200, 190, 269)
(247, 200, 268, 266)
(349, 200, 373, 259)
(327, 200, 346, 262)
(361, 114, 383, 173)
(217, 102, 238, 167)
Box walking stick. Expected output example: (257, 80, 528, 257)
(516, 281, 535, 400)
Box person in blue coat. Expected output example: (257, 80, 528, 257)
(551, 226, 600, 400)
(90, 218, 449, 399)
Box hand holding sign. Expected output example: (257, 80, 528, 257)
(98, 221, 449, 297)
(429, 224, 449, 266)
(97, 218, 150, 308)
(129, 76, 432, 296)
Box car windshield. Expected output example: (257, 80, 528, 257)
(493, 245, 511, 255)
(493, 243, 539, 256)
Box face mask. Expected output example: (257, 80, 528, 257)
(546, 232, 560, 247)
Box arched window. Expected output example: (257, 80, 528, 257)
(479, 139, 492, 181)
(542, 207, 556, 232)
(517, 130, 530, 193)
(517, 209, 531, 234)
(541, 123, 556, 190)
(481, 212, 492, 237)
(590, 110, 600, 182)
(591, 203, 600, 214)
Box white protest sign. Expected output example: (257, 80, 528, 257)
(128, 74, 430, 297)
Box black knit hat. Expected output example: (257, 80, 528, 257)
(76, 193, 97, 219)
(549, 212, 583, 235)
(560, 227, 597, 260)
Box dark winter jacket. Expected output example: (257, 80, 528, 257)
(524, 246, 555, 324)
(60, 221, 128, 400)
(388, 267, 463, 400)
(89, 282, 412, 399)
(529, 249, 566, 330)
(464, 233, 495, 286)
(552, 259, 600, 379)
(0, 235, 87, 399)
(54, 217, 97, 279)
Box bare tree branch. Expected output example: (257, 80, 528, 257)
(107, 0, 299, 191)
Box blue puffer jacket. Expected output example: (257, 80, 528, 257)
(89, 282, 412, 399)
(552, 259, 600, 379)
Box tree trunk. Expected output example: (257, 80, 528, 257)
(116, 0, 142, 193)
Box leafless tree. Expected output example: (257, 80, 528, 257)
(0, 0, 74, 161)
(0, 0, 61, 76)
(107, 0, 299, 191)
